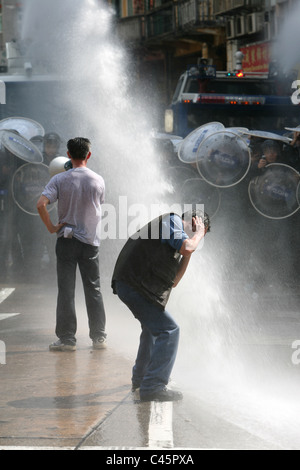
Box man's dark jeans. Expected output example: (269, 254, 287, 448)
(115, 280, 180, 395)
(55, 237, 106, 344)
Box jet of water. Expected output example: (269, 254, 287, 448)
(20, 0, 168, 210)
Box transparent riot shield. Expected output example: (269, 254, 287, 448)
(196, 130, 251, 188)
(168, 165, 199, 194)
(178, 122, 224, 164)
(248, 163, 300, 219)
(0, 117, 45, 140)
(180, 177, 221, 218)
(12, 163, 54, 216)
(242, 129, 292, 145)
(2, 130, 43, 164)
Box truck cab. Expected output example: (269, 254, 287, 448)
(165, 61, 300, 138)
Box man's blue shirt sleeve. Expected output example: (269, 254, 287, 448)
(161, 214, 189, 251)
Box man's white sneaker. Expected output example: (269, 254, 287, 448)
(93, 337, 107, 349)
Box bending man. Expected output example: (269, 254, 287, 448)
(112, 209, 210, 401)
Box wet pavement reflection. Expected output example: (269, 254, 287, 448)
(1, 281, 300, 451)
(0, 282, 132, 448)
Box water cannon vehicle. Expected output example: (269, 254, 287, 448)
(164, 57, 300, 138)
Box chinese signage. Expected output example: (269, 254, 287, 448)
(240, 42, 271, 73)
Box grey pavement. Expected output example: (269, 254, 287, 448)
(0, 278, 300, 452)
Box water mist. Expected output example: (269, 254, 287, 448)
(170, 2, 300, 445)
(18, 0, 300, 449)
(21, 0, 168, 204)
(274, 1, 300, 73)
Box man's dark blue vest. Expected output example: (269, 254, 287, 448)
(112, 214, 182, 309)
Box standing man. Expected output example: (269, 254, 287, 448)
(112, 209, 210, 401)
(37, 137, 107, 351)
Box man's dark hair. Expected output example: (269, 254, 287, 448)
(67, 137, 91, 160)
(182, 208, 211, 233)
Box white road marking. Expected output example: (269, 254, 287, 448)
(148, 401, 174, 448)
(0, 288, 15, 304)
(0, 287, 174, 449)
(0, 288, 20, 320)
(0, 313, 20, 321)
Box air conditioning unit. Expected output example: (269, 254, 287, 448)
(236, 16, 246, 36)
(226, 19, 235, 39)
(247, 13, 264, 34)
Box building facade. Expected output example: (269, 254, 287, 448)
(112, 0, 299, 103)
(0, 1, 23, 71)
(0, 0, 298, 104)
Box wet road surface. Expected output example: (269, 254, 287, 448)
(1, 279, 300, 451)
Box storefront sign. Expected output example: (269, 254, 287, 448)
(240, 42, 271, 73)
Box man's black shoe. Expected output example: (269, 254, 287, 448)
(140, 388, 183, 402)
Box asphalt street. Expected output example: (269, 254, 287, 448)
(1, 273, 300, 452)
